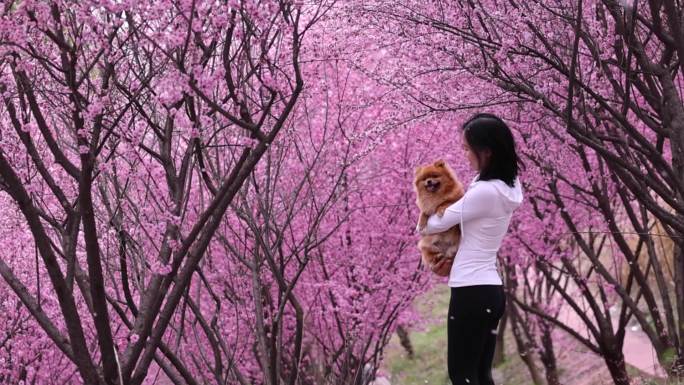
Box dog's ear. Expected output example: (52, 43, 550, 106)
(434, 159, 445, 168)
(414, 165, 423, 177)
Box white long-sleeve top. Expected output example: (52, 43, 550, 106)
(418, 173, 523, 287)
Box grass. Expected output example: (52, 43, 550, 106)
(384, 317, 450, 385)
(378, 283, 679, 385)
(380, 284, 530, 385)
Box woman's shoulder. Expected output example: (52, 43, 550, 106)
(465, 179, 499, 198)
(470, 175, 520, 188)
(468, 177, 520, 197)
(477, 177, 523, 209)
(466, 174, 521, 198)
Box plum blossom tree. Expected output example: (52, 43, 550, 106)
(5, 0, 683, 384)
(0, 0, 316, 383)
(0, 1, 446, 384)
(352, 0, 684, 383)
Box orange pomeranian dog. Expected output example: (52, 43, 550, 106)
(413, 159, 465, 276)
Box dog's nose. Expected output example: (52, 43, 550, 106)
(425, 179, 439, 187)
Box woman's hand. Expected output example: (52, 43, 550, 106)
(431, 256, 453, 276)
(415, 221, 429, 235)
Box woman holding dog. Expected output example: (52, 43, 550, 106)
(417, 113, 523, 385)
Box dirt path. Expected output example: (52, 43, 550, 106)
(556, 302, 667, 379)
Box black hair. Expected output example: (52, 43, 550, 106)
(461, 112, 519, 187)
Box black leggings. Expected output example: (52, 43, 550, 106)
(447, 284, 506, 385)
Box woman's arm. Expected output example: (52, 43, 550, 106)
(417, 183, 495, 235)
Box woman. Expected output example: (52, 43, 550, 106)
(417, 113, 523, 385)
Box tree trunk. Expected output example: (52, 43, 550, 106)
(509, 304, 546, 385)
(395, 324, 414, 360)
(672, 242, 684, 379)
(539, 323, 560, 385)
(603, 351, 631, 385)
(492, 308, 507, 367)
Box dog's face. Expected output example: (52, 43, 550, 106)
(414, 159, 457, 195)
